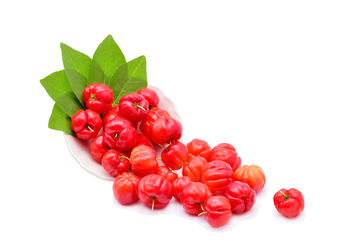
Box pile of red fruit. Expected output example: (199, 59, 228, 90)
(71, 83, 303, 227)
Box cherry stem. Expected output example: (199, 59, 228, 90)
(158, 144, 169, 151)
(198, 211, 208, 216)
(114, 133, 119, 139)
(119, 156, 130, 161)
(200, 203, 205, 212)
(87, 125, 94, 132)
(151, 197, 156, 211)
(135, 104, 146, 111)
(279, 190, 290, 200)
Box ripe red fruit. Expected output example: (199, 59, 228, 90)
(151, 117, 182, 144)
(137, 88, 159, 108)
(83, 83, 113, 113)
(181, 182, 212, 215)
(233, 164, 266, 193)
(102, 105, 120, 125)
(119, 93, 149, 122)
(186, 139, 211, 160)
(140, 107, 170, 137)
(172, 176, 192, 201)
(71, 109, 102, 140)
(89, 134, 109, 163)
(202, 160, 233, 195)
(113, 172, 140, 205)
(130, 145, 159, 177)
(209, 143, 241, 171)
(182, 156, 207, 182)
(101, 150, 130, 177)
(274, 188, 304, 218)
(103, 117, 137, 151)
(161, 141, 188, 170)
(225, 181, 255, 214)
(136, 133, 153, 148)
(138, 174, 173, 210)
(157, 166, 178, 183)
(202, 196, 232, 228)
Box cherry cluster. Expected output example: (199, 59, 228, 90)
(71, 83, 304, 227)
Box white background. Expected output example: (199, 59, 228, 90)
(1, 1, 350, 251)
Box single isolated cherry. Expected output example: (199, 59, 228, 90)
(137, 88, 159, 108)
(138, 174, 173, 210)
(83, 83, 113, 114)
(113, 172, 140, 205)
(71, 109, 102, 140)
(119, 93, 149, 122)
(273, 188, 304, 218)
(101, 149, 130, 177)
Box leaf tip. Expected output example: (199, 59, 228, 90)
(60, 42, 67, 49)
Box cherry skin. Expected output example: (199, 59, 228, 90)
(202, 160, 233, 195)
(137, 88, 159, 108)
(172, 176, 192, 202)
(71, 109, 102, 140)
(233, 164, 266, 193)
(201, 196, 232, 228)
(119, 93, 149, 122)
(101, 149, 130, 177)
(83, 83, 113, 113)
(182, 156, 207, 182)
(130, 145, 159, 177)
(186, 138, 211, 160)
(89, 134, 109, 163)
(113, 172, 140, 205)
(225, 181, 255, 214)
(161, 141, 188, 170)
(138, 174, 173, 210)
(157, 166, 178, 183)
(181, 182, 212, 215)
(273, 188, 304, 218)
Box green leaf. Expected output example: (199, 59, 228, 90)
(87, 60, 106, 85)
(48, 104, 73, 135)
(109, 64, 147, 105)
(92, 35, 126, 79)
(114, 78, 147, 105)
(60, 43, 92, 79)
(109, 56, 148, 105)
(127, 55, 147, 81)
(40, 70, 72, 102)
(109, 63, 129, 98)
(56, 93, 83, 117)
(65, 69, 87, 105)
